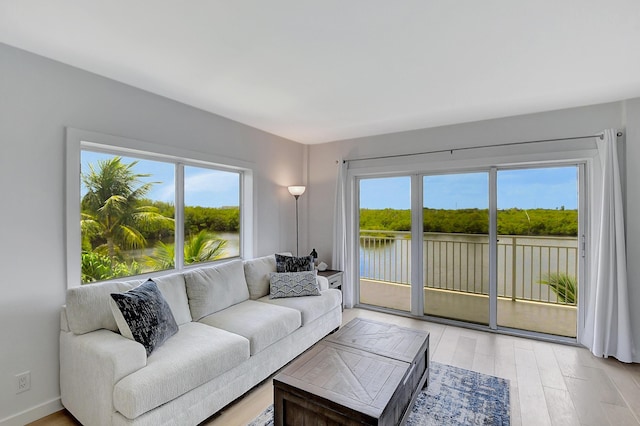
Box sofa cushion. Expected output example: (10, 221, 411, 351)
(66, 272, 192, 335)
(199, 300, 301, 355)
(243, 254, 277, 300)
(149, 273, 192, 325)
(184, 260, 250, 321)
(275, 253, 314, 272)
(258, 289, 341, 325)
(113, 322, 250, 420)
(110, 280, 179, 356)
(66, 281, 138, 335)
(121, 276, 192, 326)
(269, 271, 320, 299)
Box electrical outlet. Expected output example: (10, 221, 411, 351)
(16, 371, 30, 394)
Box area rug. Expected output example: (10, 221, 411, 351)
(247, 361, 510, 426)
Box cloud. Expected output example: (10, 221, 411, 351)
(152, 169, 240, 207)
(156, 183, 175, 203)
(185, 169, 237, 193)
(184, 169, 239, 207)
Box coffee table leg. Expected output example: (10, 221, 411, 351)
(274, 386, 284, 426)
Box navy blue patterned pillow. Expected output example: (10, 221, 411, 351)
(275, 254, 314, 272)
(109, 279, 178, 356)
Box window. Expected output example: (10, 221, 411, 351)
(67, 128, 252, 286)
(184, 165, 241, 265)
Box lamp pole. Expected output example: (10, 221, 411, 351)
(294, 194, 300, 256)
(287, 186, 306, 256)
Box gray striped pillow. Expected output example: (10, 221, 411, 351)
(269, 271, 320, 299)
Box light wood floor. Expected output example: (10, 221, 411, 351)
(31, 308, 640, 426)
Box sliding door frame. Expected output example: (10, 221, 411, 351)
(489, 167, 498, 330)
(410, 174, 424, 316)
(354, 172, 414, 313)
(491, 162, 585, 338)
(350, 151, 591, 342)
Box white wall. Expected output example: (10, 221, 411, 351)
(308, 100, 640, 362)
(0, 43, 305, 424)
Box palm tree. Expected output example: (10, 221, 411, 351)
(145, 231, 227, 269)
(184, 231, 226, 264)
(81, 156, 174, 263)
(539, 273, 577, 305)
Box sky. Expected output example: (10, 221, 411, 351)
(360, 167, 578, 210)
(82, 150, 577, 211)
(81, 151, 239, 208)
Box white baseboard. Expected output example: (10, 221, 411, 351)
(0, 398, 63, 426)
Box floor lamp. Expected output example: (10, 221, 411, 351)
(288, 185, 306, 256)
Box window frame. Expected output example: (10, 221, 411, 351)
(66, 127, 254, 288)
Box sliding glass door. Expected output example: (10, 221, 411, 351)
(422, 173, 490, 325)
(355, 164, 582, 338)
(358, 176, 411, 312)
(496, 167, 579, 337)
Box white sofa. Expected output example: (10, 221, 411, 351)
(59, 254, 342, 426)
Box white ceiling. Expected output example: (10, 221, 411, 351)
(2, 1, 640, 144)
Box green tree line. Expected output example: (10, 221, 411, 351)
(139, 201, 240, 240)
(360, 207, 577, 236)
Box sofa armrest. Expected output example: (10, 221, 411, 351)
(316, 275, 329, 291)
(60, 305, 70, 332)
(60, 329, 147, 426)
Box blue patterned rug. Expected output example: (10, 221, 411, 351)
(248, 361, 510, 425)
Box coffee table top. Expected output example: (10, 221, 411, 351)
(324, 317, 429, 364)
(274, 340, 409, 419)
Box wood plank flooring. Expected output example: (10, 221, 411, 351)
(31, 308, 640, 426)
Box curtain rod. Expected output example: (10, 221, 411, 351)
(343, 131, 623, 163)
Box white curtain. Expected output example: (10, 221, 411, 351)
(581, 129, 634, 362)
(332, 159, 353, 307)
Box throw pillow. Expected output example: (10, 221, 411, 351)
(269, 271, 320, 299)
(110, 279, 179, 356)
(275, 254, 314, 272)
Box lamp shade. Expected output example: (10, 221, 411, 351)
(287, 186, 306, 197)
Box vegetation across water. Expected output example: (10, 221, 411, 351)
(360, 207, 577, 236)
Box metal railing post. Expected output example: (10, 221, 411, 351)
(360, 230, 576, 306)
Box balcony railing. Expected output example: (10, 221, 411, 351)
(360, 230, 578, 306)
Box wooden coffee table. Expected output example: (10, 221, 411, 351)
(273, 318, 429, 425)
